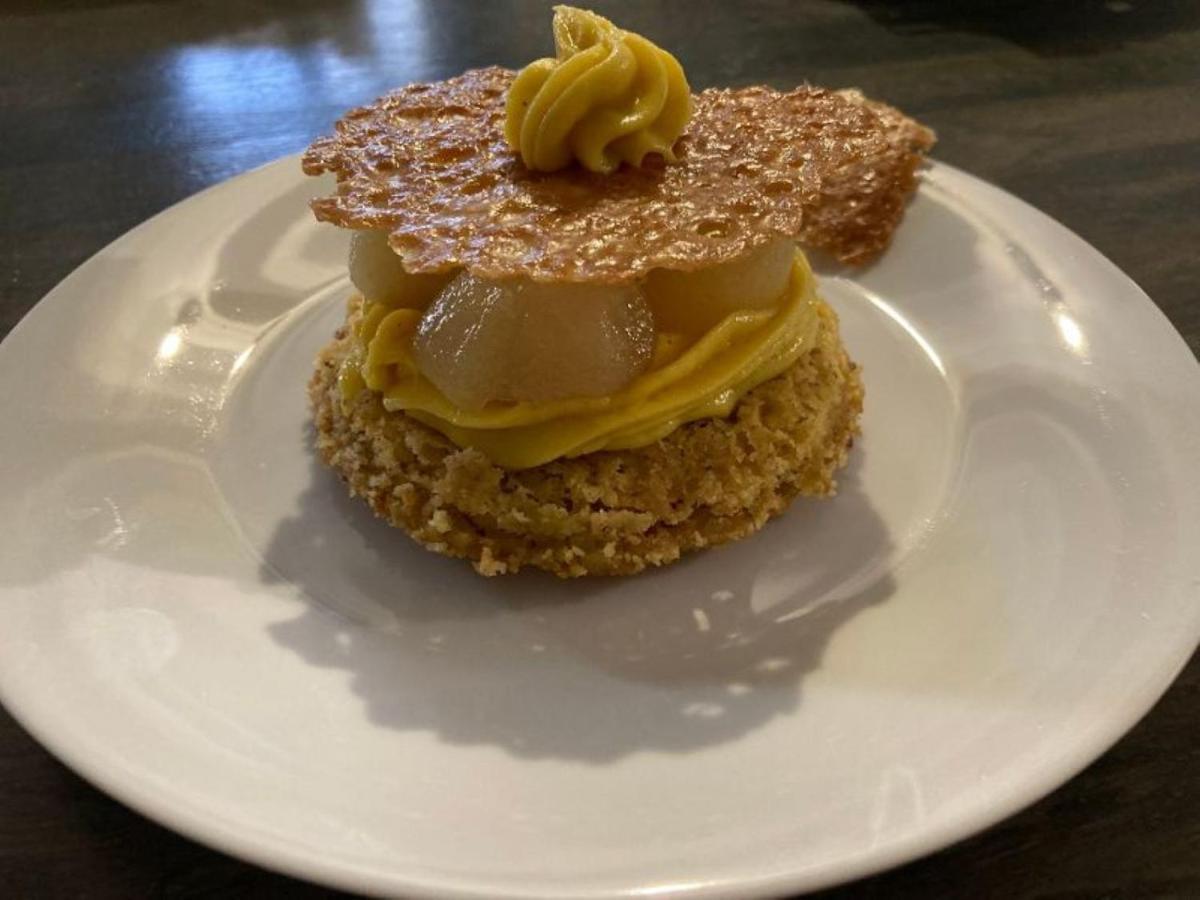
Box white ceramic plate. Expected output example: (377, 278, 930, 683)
(1, 158, 1197, 899)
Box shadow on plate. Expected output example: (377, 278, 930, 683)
(259, 444, 897, 762)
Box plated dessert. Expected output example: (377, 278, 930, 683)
(302, 6, 933, 576)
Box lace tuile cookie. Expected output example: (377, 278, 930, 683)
(302, 67, 934, 282)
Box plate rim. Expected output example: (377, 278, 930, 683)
(1, 155, 1198, 900)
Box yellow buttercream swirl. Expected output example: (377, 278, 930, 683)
(341, 253, 821, 469)
(504, 5, 692, 174)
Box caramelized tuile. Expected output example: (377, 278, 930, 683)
(302, 67, 935, 281)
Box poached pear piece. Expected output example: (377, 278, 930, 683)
(645, 238, 796, 335)
(348, 230, 453, 309)
(413, 274, 654, 410)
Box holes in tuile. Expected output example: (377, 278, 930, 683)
(695, 217, 732, 239)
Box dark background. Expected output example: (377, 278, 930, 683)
(1, 1, 1197, 897)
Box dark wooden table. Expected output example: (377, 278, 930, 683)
(2, 1, 1197, 897)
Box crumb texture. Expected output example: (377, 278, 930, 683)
(302, 67, 934, 280)
(308, 298, 864, 578)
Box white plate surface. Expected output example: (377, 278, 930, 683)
(1, 158, 1197, 899)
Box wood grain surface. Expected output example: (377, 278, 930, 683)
(1, 1, 1197, 898)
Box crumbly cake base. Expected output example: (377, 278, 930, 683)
(308, 300, 863, 577)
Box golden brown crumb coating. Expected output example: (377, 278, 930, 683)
(308, 297, 864, 578)
(301, 67, 934, 281)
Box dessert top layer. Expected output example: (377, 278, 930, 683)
(302, 66, 935, 282)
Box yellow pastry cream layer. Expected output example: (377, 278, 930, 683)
(338, 251, 822, 470)
(505, 5, 692, 174)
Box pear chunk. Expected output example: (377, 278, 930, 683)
(348, 230, 453, 309)
(413, 273, 655, 410)
(645, 238, 795, 334)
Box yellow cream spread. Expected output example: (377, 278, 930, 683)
(340, 253, 821, 469)
(504, 6, 692, 174)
